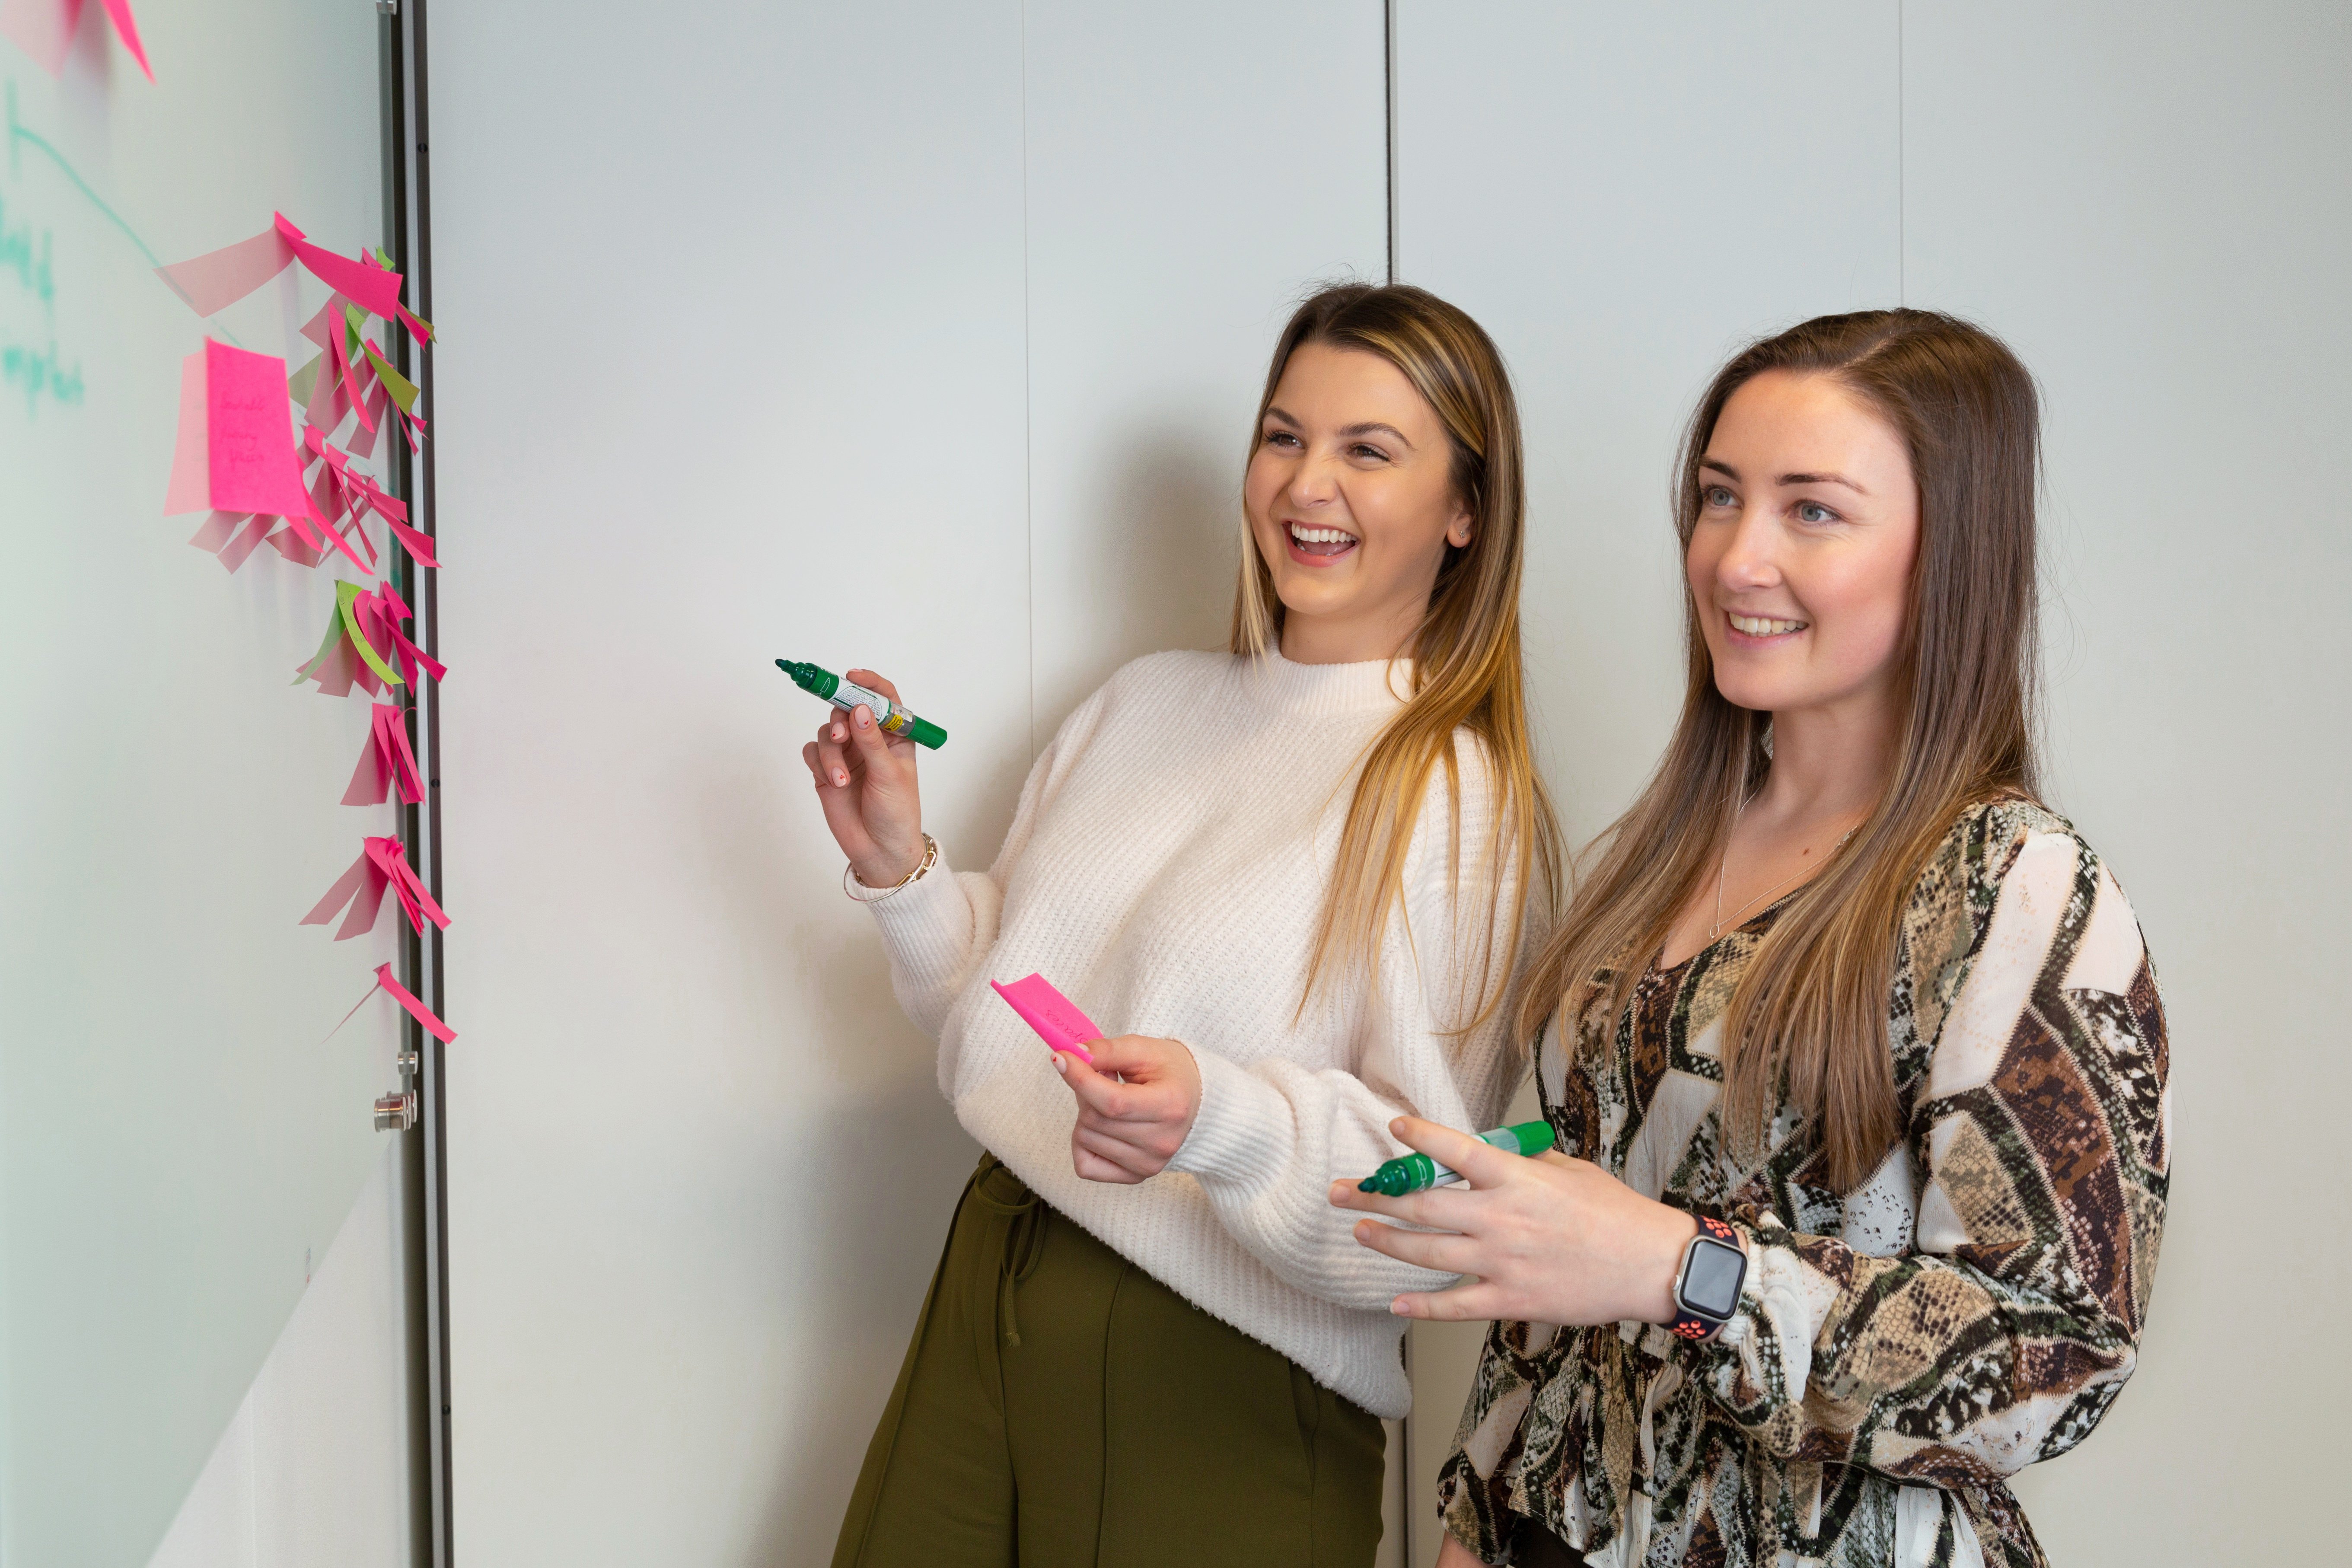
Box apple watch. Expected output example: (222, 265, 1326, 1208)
(1670, 1214, 1748, 1341)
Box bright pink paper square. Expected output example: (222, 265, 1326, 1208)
(204, 339, 311, 518)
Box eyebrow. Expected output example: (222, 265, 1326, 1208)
(1264, 406, 1416, 449)
(1699, 457, 1870, 496)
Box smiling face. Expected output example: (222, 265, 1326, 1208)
(1243, 341, 1474, 664)
(1687, 370, 1922, 723)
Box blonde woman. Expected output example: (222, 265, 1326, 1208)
(1338, 311, 2168, 1566)
(805, 283, 1562, 1567)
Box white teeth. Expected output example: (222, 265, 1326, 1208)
(1730, 614, 1807, 636)
(1288, 523, 1358, 545)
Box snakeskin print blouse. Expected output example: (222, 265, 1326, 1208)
(1438, 802, 2170, 1568)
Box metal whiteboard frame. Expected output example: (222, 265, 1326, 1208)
(379, 2, 450, 1562)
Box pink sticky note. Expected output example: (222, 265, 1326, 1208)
(322, 962, 457, 1047)
(376, 963, 456, 1043)
(156, 226, 294, 316)
(301, 847, 388, 940)
(273, 215, 429, 341)
(0, 0, 72, 76)
(95, 0, 148, 80)
(162, 351, 208, 514)
(214, 514, 273, 572)
(265, 525, 323, 568)
(186, 510, 240, 552)
(204, 339, 311, 518)
(990, 974, 1100, 1064)
(3, 0, 150, 80)
(343, 702, 424, 806)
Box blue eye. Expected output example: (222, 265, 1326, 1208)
(1796, 501, 1838, 524)
(1702, 486, 1736, 508)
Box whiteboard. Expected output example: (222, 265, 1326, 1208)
(0, 5, 405, 1564)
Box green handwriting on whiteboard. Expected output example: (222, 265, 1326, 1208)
(0, 190, 54, 314)
(3, 336, 83, 417)
(7, 78, 165, 273)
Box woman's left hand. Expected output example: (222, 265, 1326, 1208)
(1330, 1115, 1704, 1324)
(1055, 1036, 1202, 1184)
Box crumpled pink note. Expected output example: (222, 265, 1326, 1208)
(323, 961, 456, 1046)
(302, 834, 449, 940)
(295, 297, 378, 438)
(343, 701, 426, 807)
(1, 0, 150, 81)
(165, 345, 367, 574)
(304, 423, 439, 567)
(357, 579, 443, 688)
(296, 579, 445, 698)
(373, 963, 455, 1043)
(156, 215, 430, 343)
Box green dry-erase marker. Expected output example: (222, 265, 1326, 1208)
(776, 659, 948, 749)
(1356, 1120, 1554, 1197)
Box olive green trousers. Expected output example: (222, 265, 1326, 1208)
(830, 1154, 1386, 1568)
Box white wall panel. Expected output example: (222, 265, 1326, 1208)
(1021, 0, 1389, 736)
(1905, 5, 2350, 1561)
(438, 0, 1389, 1559)
(1391, 7, 1900, 1558)
(433, 3, 1029, 1560)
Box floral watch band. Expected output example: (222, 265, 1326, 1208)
(1670, 1214, 1747, 1341)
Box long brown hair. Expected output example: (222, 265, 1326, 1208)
(1233, 283, 1563, 1032)
(1519, 309, 2043, 1188)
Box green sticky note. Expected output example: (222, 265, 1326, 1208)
(294, 602, 345, 685)
(287, 352, 322, 408)
(337, 579, 404, 688)
(363, 344, 421, 415)
(370, 248, 435, 339)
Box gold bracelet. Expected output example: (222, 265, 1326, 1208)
(844, 833, 937, 903)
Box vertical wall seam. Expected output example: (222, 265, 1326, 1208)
(1021, 0, 1037, 761)
(1897, 0, 1906, 304)
(1384, 0, 1399, 282)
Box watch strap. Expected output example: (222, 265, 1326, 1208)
(1670, 1214, 1746, 1341)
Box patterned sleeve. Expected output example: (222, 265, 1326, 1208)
(1690, 811, 2171, 1495)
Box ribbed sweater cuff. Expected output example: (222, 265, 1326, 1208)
(1168, 1046, 1292, 1190)
(863, 849, 972, 997)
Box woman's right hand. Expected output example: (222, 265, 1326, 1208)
(800, 668, 926, 886)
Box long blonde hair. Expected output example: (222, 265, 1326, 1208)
(1233, 283, 1563, 1032)
(1519, 310, 2043, 1189)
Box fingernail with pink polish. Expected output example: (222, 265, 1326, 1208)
(833, 770, 848, 786)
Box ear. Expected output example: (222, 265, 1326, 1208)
(1445, 503, 1476, 550)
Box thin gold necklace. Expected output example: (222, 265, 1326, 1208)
(1709, 802, 1858, 939)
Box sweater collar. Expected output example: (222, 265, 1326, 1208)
(1241, 648, 1414, 718)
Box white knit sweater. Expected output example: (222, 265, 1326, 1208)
(864, 649, 1523, 1418)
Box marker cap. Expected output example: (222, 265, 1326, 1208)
(776, 659, 839, 701)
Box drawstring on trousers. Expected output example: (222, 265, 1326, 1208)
(970, 1154, 1048, 1348)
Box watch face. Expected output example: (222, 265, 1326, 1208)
(1681, 1238, 1745, 1319)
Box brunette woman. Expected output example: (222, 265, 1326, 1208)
(807, 284, 1561, 1567)
(1339, 310, 2167, 1567)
